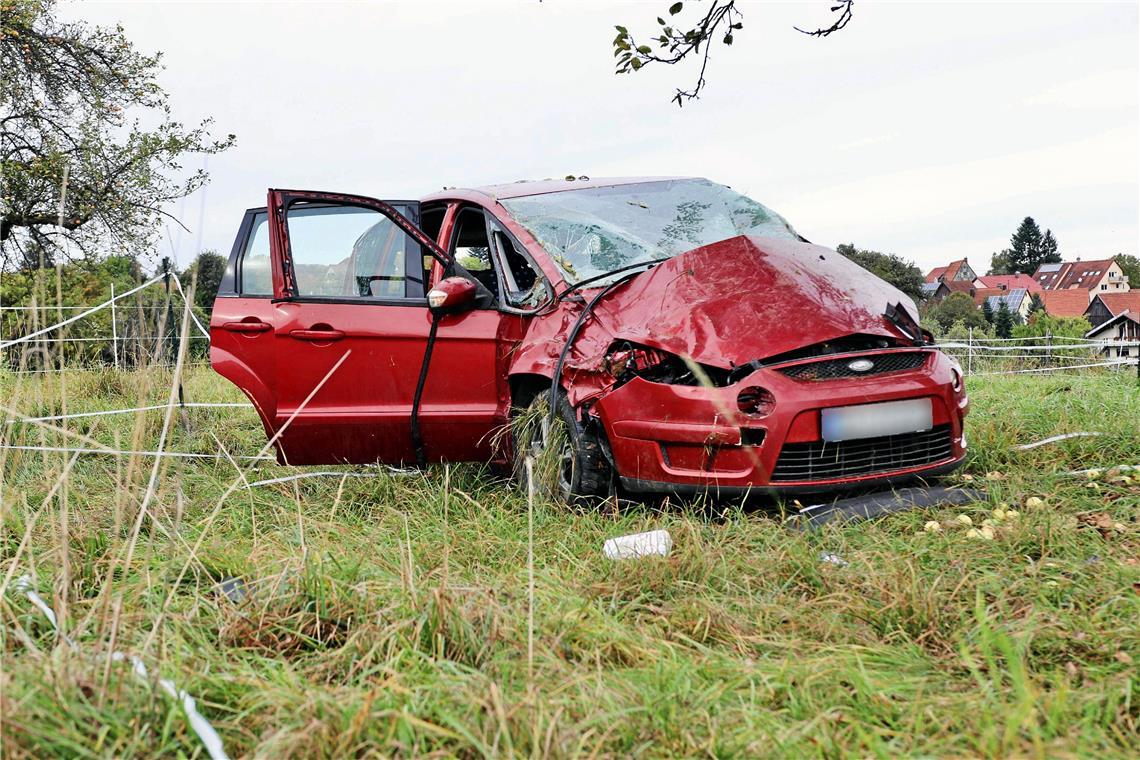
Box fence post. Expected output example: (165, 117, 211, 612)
(967, 327, 973, 376)
(1045, 330, 1052, 372)
(110, 283, 120, 370)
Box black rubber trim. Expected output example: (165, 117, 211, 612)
(618, 456, 965, 496)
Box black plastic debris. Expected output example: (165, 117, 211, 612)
(794, 486, 987, 529)
(217, 577, 249, 604)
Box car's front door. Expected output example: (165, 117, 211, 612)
(228, 189, 506, 465)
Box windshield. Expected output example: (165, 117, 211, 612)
(499, 179, 798, 285)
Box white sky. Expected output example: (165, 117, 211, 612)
(63, 0, 1139, 275)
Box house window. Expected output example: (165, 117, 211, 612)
(1101, 284, 1108, 290)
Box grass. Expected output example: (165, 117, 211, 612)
(1, 364, 1137, 758)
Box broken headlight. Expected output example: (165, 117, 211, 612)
(604, 342, 730, 387)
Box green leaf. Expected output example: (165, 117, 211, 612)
(723, 33, 733, 45)
(631, 58, 643, 70)
(657, 17, 665, 25)
(669, 2, 683, 15)
(636, 45, 651, 54)
(615, 25, 628, 34)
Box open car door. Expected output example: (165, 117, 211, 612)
(211, 190, 505, 465)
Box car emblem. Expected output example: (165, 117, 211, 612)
(847, 359, 875, 373)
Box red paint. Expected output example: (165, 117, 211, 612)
(211, 178, 969, 493)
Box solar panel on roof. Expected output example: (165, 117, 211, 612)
(1039, 263, 1062, 272)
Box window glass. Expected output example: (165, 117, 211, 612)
(241, 213, 273, 296)
(489, 220, 547, 308)
(452, 208, 499, 300)
(500, 179, 798, 286)
(286, 205, 420, 299)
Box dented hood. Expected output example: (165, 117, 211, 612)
(582, 235, 917, 369)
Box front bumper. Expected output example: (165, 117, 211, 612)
(591, 349, 969, 495)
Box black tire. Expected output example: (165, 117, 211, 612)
(511, 390, 611, 502)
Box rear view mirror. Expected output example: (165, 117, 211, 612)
(427, 276, 478, 315)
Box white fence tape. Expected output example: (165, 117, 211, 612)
(940, 341, 1140, 352)
(0, 444, 275, 462)
(8, 575, 229, 760)
(5, 402, 251, 424)
(969, 359, 1136, 376)
(168, 274, 211, 339)
(0, 274, 164, 350)
(1015, 432, 1104, 450)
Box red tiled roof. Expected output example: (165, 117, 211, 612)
(925, 266, 948, 284)
(1092, 291, 1140, 317)
(977, 274, 1043, 292)
(972, 287, 1002, 306)
(944, 280, 976, 295)
(1031, 258, 1116, 291)
(1040, 289, 1092, 317)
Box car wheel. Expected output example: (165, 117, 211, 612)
(512, 391, 611, 503)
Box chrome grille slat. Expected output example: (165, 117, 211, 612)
(771, 424, 953, 482)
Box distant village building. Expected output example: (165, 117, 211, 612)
(1085, 292, 1140, 329)
(976, 273, 1042, 292)
(1039, 290, 1092, 319)
(923, 258, 984, 301)
(1030, 258, 1130, 301)
(974, 287, 1031, 321)
(1084, 310, 1140, 362)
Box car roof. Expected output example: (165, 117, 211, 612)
(421, 175, 699, 204)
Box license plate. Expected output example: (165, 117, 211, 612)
(821, 398, 933, 442)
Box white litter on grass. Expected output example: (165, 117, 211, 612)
(1014, 432, 1104, 450)
(1065, 463, 1140, 477)
(819, 552, 849, 567)
(7, 574, 230, 760)
(603, 529, 673, 560)
(12, 574, 60, 630)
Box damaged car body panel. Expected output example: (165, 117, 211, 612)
(212, 177, 969, 496)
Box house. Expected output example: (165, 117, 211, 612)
(975, 287, 1031, 321)
(1039, 290, 1092, 319)
(920, 281, 950, 300)
(1084, 310, 1140, 363)
(1085, 292, 1140, 329)
(1030, 258, 1131, 301)
(925, 258, 984, 288)
(976, 273, 1042, 292)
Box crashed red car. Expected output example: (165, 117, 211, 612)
(210, 177, 969, 500)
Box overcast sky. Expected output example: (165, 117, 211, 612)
(64, 0, 1138, 275)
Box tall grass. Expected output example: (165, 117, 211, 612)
(1, 364, 1137, 757)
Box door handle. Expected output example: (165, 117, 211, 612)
(222, 320, 272, 333)
(289, 328, 345, 341)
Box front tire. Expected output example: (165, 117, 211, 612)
(511, 390, 611, 502)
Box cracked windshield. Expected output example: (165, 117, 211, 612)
(500, 178, 798, 284)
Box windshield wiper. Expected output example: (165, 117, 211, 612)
(556, 257, 672, 301)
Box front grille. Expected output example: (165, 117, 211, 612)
(771, 424, 953, 482)
(778, 351, 928, 381)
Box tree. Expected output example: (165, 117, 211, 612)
(924, 292, 988, 333)
(1027, 292, 1045, 316)
(1114, 254, 1140, 287)
(612, 1, 853, 105)
(1, 0, 235, 269)
(179, 251, 226, 309)
(988, 217, 1062, 275)
(994, 301, 1014, 338)
(835, 243, 926, 301)
(981, 298, 994, 324)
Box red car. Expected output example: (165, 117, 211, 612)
(210, 177, 968, 500)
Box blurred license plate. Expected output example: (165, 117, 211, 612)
(821, 398, 933, 442)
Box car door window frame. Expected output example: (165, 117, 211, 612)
(269, 190, 453, 306)
(485, 214, 553, 313)
(446, 203, 553, 314)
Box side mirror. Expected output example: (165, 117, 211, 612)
(427, 276, 478, 315)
